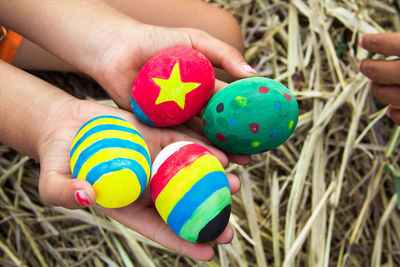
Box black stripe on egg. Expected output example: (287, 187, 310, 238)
(196, 204, 231, 243)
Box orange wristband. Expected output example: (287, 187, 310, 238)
(0, 29, 23, 64)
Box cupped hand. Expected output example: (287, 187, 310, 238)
(90, 23, 256, 110)
(37, 98, 241, 261)
(359, 33, 400, 124)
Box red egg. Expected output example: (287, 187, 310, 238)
(131, 46, 215, 127)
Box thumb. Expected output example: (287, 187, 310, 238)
(39, 171, 96, 209)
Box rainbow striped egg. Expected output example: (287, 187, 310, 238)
(70, 115, 151, 208)
(150, 141, 231, 243)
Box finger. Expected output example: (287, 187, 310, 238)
(213, 226, 234, 244)
(214, 79, 229, 94)
(359, 58, 400, 85)
(360, 33, 400, 56)
(227, 173, 241, 194)
(387, 106, 400, 125)
(188, 29, 258, 78)
(38, 171, 95, 209)
(227, 153, 252, 165)
(99, 203, 215, 261)
(370, 82, 400, 106)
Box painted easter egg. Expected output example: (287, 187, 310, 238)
(70, 115, 151, 208)
(202, 77, 298, 155)
(131, 46, 215, 127)
(150, 141, 231, 243)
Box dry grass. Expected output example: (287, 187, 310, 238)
(1, 0, 400, 266)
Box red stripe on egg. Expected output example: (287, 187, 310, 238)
(150, 143, 212, 202)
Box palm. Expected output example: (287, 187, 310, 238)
(38, 99, 237, 261)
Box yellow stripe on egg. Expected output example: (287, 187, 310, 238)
(70, 130, 149, 170)
(93, 169, 142, 208)
(76, 148, 150, 181)
(70, 118, 137, 149)
(155, 154, 225, 222)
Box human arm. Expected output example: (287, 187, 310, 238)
(0, 60, 241, 260)
(0, 0, 256, 109)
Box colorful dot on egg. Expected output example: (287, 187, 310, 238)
(216, 103, 224, 113)
(235, 96, 247, 107)
(283, 93, 292, 102)
(288, 120, 294, 129)
(229, 118, 237, 126)
(258, 86, 269, 94)
(216, 133, 227, 142)
(274, 101, 281, 110)
(270, 129, 281, 138)
(251, 140, 260, 147)
(249, 123, 259, 133)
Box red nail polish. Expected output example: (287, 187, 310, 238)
(76, 190, 90, 206)
(387, 107, 392, 118)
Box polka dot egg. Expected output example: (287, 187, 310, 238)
(70, 115, 151, 208)
(202, 77, 299, 154)
(150, 141, 231, 243)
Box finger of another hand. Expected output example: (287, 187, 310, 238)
(38, 171, 96, 209)
(359, 58, 400, 84)
(370, 82, 400, 106)
(360, 33, 400, 56)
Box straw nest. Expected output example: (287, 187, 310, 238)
(1, 1, 400, 266)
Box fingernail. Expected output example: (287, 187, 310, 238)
(241, 62, 257, 74)
(387, 106, 392, 118)
(359, 35, 364, 48)
(75, 190, 91, 206)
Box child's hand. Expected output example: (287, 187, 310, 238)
(359, 33, 400, 124)
(91, 23, 256, 110)
(0, 0, 256, 108)
(37, 98, 241, 261)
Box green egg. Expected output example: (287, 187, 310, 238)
(202, 77, 299, 154)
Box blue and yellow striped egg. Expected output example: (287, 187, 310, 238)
(150, 141, 231, 243)
(70, 115, 151, 208)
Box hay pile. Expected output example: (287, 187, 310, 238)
(1, 0, 400, 266)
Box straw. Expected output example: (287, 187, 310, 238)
(1, 0, 400, 265)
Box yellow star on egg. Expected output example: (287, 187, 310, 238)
(152, 63, 201, 110)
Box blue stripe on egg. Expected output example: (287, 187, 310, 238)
(130, 96, 156, 127)
(70, 124, 142, 157)
(74, 115, 127, 136)
(72, 138, 151, 178)
(86, 158, 149, 195)
(166, 171, 229, 235)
